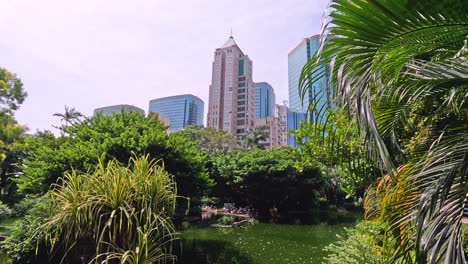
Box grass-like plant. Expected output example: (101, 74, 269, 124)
(42, 155, 177, 263)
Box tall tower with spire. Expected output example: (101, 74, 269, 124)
(207, 36, 255, 138)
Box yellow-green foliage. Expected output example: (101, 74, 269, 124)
(43, 155, 178, 263)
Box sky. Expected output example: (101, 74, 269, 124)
(0, 0, 328, 133)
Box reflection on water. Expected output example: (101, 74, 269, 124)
(175, 210, 360, 264)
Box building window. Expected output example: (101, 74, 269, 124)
(238, 107, 245, 112)
(238, 94, 245, 99)
(238, 101, 245, 106)
(237, 113, 245, 118)
(238, 77, 245, 81)
(238, 88, 245, 93)
(238, 59, 245, 75)
(238, 82, 246, 87)
(237, 120, 245, 125)
(237, 129, 245, 134)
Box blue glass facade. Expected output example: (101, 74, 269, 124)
(288, 36, 331, 122)
(254, 82, 276, 119)
(287, 110, 306, 147)
(148, 94, 204, 130)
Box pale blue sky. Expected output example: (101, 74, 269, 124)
(0, 0, 328, 132)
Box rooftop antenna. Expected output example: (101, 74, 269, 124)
(230, 28, 233, 37)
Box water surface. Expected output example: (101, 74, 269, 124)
(176, 218, 356, 264)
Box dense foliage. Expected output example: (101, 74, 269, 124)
(301, 0, 468, 262)
(294, 108, 381, 200)
(1, 195, 51, 263)
(323, 221, 390, 264)
(174, 125, 238, 154)
(0, 68, 27, 204)
(208, 148, 343, 218)
(15, 111, 211, 201)
(3, 156, 178, 263)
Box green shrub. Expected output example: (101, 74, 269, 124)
(12, 197, 39, 217)
(0, 204, 13, 221)
(0, 195, 51, 264)
(42, 155, 178, 263)
(217, 216, 235, 226)
(323, 221, 390, 264)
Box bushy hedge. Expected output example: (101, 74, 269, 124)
(0, 204, 13, 221)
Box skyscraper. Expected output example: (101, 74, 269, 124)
(288, 35, 331, 121)
(148, 94, 204, 131)
(254, 82, 276, 119)
(277, 103, 288, 147)
(207, 36, 255, 138)
(287, 109, 306, 147)
(93, 104, 145, 116)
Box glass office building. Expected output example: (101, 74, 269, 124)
(254, 82, 276, 119)
(148, 94, 204, 131)
(287, 110, 306, 147)
(288, 35, 331, 122)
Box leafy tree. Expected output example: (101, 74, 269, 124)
(0, 67, 27, 114)
(174, 125, 238, 154)
(16, 111, 211, 201)
(294, 108, 380, 200)
(209, 148, 340, 218)
(0, 112, 26, 203)
(0, 67, 27, 204)
(301, 0, 468, 262)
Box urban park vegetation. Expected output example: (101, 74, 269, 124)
(0, 0, 467, 262)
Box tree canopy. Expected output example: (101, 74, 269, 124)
(16, 111, 212, 200)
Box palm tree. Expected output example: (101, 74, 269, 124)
(301, 0, 467, 263)
(242, 128, 268, 150)
(53, 105, 83, 129)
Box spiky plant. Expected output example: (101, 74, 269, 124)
(42, 155, 177, 263)
(300, 0, 468, 263)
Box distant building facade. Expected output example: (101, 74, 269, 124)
(254, 82, 276, 119)
(148, 94, 204, 131)
(255, 116, 279, 149)
(254, 103, 289, 149)
(93, 104, 145, 116)
(207, 36, 255, 138)
(277, 103, 288, 147)
(287, 109, 306, 147)
(288, 35, 331, 122)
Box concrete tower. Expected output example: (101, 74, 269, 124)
(207, 36, 255, 138)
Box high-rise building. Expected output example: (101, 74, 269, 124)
(254, 103, 289, 149)
(277, 103, 288, 147)
(207, 36, 255, 138)
(93, 104, 145, 116)
(287, 109, 306, 147)
(288, 35, 331, 121)
(255, 116, 279, 149)
(148, 94, 204, 131)
(254, 82, 276, 119)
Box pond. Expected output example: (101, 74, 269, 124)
(174, 211, 360, 264)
